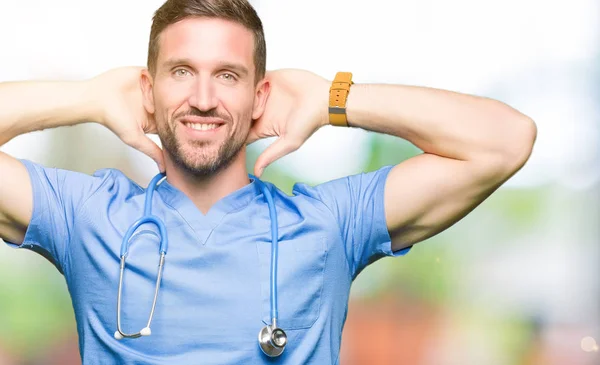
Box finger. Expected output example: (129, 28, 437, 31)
(246, 128, 260, 145)
(254, 136, 299, 177)
(144, 113, 158, 134)
(127, 134, 165, 173)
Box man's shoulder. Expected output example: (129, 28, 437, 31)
(90, 166, 134, 185)
(20, 159, 130, 185)
(25, 163, 146, 205)
(87, 167, 146, 196)
(289, 165, 394, 200)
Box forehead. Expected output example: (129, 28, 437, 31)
(157, 17, 255, 70)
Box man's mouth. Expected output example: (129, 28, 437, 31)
(179, 116, 226, 134)
(184, 122, 221, 131)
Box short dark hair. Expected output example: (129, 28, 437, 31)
(147, 0, 266, 82)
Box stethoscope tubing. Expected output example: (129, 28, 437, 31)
(115, 173, 282, 343)
(116, 173, 168, 340)
(254, 177, 279, 324)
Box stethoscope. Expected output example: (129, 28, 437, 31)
(113, 172, 288, 357)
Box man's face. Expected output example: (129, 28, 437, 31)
(144, 17, 266, 177)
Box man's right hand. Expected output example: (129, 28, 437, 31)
(0, 66, 164, 244)
(89, 67, 165, 172)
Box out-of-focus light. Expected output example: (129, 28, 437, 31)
(580, 336, 598, 352)
(436, 257, 440, 263)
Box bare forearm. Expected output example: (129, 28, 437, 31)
(345, 83, 536, 166)
(0, 80, 98, 146)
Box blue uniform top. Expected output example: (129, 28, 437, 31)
(6, 159, 411, 364)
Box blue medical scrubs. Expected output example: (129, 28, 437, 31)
(6, 159, 410, 364)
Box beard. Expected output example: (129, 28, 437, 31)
(157, 107, 250, 178)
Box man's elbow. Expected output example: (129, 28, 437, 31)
(505, 116, 537, 172)
(480, 116, 538, 181)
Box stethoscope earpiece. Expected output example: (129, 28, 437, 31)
(258, 324, 287, 357)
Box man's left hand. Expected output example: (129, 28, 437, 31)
(247, 69, 330, 177)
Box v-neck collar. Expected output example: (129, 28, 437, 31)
(156, 176, 261, 245)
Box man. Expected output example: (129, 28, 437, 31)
(0, 0, 536, 364)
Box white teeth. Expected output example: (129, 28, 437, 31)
(187, 123, 219, 131)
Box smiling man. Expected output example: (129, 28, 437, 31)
(148, 17, 257, 181)
(0, 0, 536, 364)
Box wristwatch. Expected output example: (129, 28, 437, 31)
(328, 72, 353, 127)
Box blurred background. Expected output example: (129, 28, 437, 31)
(0, 0, 598, 364)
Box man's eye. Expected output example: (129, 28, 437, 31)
(174, 69, 190, 77)
(220, 73, 236, 81)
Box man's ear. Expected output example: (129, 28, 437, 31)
(140, 68, 155, 115)
(252, 77, 271, 120)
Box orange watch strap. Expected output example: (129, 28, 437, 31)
(329, 72, 354, 127)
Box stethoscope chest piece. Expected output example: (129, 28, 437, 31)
(258, 324, 287, 357)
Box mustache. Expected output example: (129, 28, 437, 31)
(174, 107, 230, 123)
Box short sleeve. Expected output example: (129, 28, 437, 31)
(293, 166, 411, 279)
(3, 159, 110, 274)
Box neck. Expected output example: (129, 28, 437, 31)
(163, 149, 249, 214)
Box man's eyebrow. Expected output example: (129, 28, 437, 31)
(162, 58, 193, 69)
(161, 58, 249, 77)
(216, 62, 249, 77)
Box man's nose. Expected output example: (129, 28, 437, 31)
(187, 75, 218, 111)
